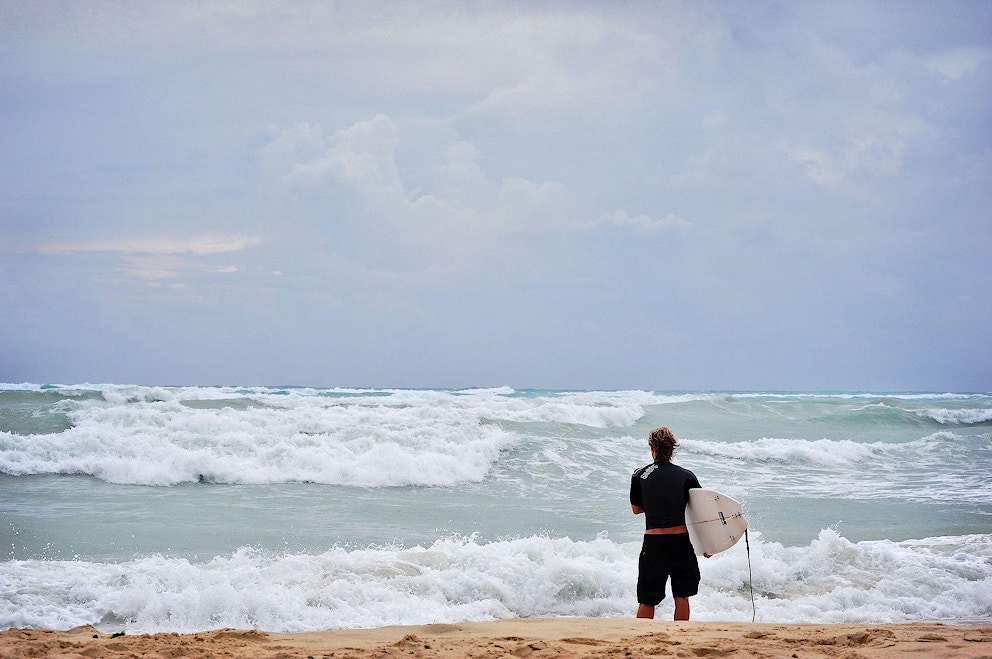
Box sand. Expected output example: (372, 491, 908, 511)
(2, 618, 990, 658)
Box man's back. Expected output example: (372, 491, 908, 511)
(630, 461, 700, 529)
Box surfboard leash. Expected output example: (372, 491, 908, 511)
(745, 528, 755, 622)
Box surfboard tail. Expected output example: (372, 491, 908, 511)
(685, 488, 748, 556)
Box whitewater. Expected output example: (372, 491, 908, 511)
(1, 385, 990, 632)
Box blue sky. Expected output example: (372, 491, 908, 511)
(2, 1, 990, 391)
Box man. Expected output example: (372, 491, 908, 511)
(630, 426, 706, 620)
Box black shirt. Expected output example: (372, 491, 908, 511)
(630, 461, 701, 529)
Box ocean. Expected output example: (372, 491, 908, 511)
(1, 384, 990, 632)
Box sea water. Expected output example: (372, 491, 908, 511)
(1, 385, 989, 632)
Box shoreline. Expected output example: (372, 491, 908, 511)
(3, 618, 991, 658)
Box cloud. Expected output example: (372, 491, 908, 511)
(6, 2, 694, 118)
(2, 2, 989, 389)
(37, 234, 261, 256)
(286, 114, 405, 200)
(788, 113, 925, 192)
(594, 210, 693, 232)
(119, 255, 241, 282)
(32, 234, 261, 282)
(466, 9, 688, 117)
(260, 115, 564, 277)
(925, 47, 992, 81)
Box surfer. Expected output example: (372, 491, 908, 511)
(630, 426, 706, 621)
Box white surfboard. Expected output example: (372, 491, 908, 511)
(685, 488, 747, 556)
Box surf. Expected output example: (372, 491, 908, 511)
(2, 531, 989, 633)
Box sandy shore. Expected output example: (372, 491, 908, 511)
(2, 618, 990, 658)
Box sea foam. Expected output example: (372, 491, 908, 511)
(0, 387, 658, 486)
(2, 387, 988, 501)
(2, 385, 990, 632)
(0, 397, 520, 487)
(919, 407, 992, 425)
(1, 531, 989, 633)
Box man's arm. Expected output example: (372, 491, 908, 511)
(631, 504, 644, 515)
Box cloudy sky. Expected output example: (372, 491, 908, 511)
(2, 1, 990, 391)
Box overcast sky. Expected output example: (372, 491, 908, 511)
(1, 1, 990, 391)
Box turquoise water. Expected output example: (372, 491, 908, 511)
(2, 385, 990, 630)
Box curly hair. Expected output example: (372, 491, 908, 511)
(648, 426, 679, 463)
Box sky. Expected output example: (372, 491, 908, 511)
(1, 1, 990, 391)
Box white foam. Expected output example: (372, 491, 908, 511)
(3, 386, 988, 498)
(0, 387, 662, 485)
(714, 530, 992, 623)
(495, 401, 645, 428)
(679, 432, 991, 503)
(0, 396, 522, 486)
(682, 436, 885, 468)
(2, 531, 989, 633)
(919, 407, 992, 424)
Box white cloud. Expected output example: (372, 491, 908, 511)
(9, 2, 694, 117)
(925, 47, 992, 81)
(789, 145, 845, 189)
(281, 114, 405, 201)
(466, 8, 696, 117)
(120, 255, 241, 281)
(37, 234, 261, 256)
(594, 210, 693, 232)
(4, 2, 990, 389)
(33, 234, 260, 283)
(260, 115, 564, 275)
(788, 112, 925, 192)
(257, 122, 329, 189)
(844, 114, 924, 176)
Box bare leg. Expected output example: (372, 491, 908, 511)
(636, 604, 655, 619)
(674, 597, 690, 621)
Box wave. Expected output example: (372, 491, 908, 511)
(0, 387, 657, 486)
(836, 401, 992, 427)
(683, 436, 886, 467)
(2, 385, 989, 489)
(2, 531, 988, 633)
(918, 407, 992, 425)
(0, 398, 520, 486)
(683, 430, 990, 469)
(679, 432, 992, 503)
(680, 433, 973, 467)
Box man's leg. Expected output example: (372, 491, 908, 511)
(673, 597, 690, 621)
(636, 604, 655, 619)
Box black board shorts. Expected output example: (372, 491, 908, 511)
(637, 533, 700, 605)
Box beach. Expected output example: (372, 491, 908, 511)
(3, 618, 992, 658)
(5, 1, 992, 650)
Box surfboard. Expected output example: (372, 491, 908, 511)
(685, 488, 747, 556)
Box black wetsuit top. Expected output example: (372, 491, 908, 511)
(629, 461, 701, 530)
